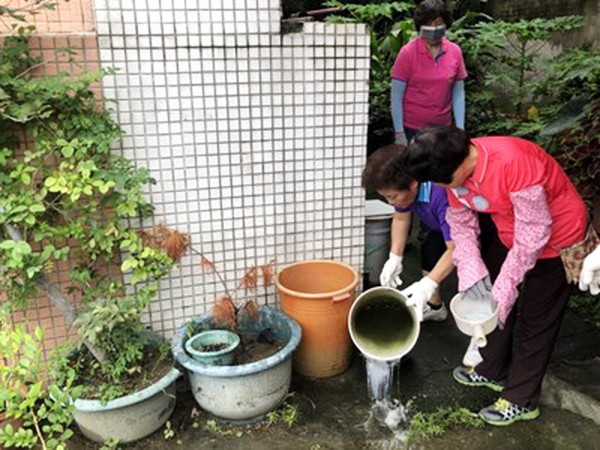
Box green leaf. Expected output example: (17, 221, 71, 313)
(29, 382, 42, 398)
(29, 204, 45, 213)
(61, 146, 74, 158)
(0, 240, 16, 250)
(120, 258, 138, 272)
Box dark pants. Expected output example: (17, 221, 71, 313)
(420, 223, 446, 272)
(476, 236, 572, 408)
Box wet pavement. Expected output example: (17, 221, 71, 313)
(72, 243, 600, 449)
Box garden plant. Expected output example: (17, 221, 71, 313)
(140, 224, 280, 362)
(0, 4, 178, 447)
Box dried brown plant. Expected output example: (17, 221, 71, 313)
(242, 299, 260, 323)
(199, 256, 215, 273)
(140, 224, 190, 262)
(211, 296, 237, 331)
(261, 259, 276, 288)
(141, 224, 277, 332)
(240, 266, 258, 291)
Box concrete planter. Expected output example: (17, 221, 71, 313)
(172, 306, 301, 422)
(73, 366, 181, 443)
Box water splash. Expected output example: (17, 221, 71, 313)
(365, 357, 409, 440)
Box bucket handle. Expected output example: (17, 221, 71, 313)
(332, 292, 350, 303)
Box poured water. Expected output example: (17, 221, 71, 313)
(365, 357, 409, 440)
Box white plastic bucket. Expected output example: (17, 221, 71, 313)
(365, 200, 395, 285)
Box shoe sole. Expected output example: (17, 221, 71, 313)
(479, 408, 540, 426)
(422, 314, 448, 322)
(452, 369, 504, 393)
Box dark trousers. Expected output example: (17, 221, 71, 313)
(476, 236, 572, 407)
(420, 224, 446, 272)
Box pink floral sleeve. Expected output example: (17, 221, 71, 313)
(493, 185, 552, 323)
(446, 206, 489, 292)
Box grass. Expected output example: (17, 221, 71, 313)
(406, 406, 484, 446)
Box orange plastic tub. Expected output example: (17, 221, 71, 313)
(276, 260, 359, 378)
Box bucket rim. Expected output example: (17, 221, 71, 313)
(275, 259, 359, 299)
(348, 286, 420, 362)
(449, 293, 498, 324)
(365, 214, 394, 221)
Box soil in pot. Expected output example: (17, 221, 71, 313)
(198, 342, 230, 352)
(237, 330, 283, 365)
(72, 343, 173, 400)
(187, 327, 284, 366)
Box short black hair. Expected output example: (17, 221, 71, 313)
(414, 0, 453, 31)
(402, 126, 471, 184)
(362, 144, 414, 193)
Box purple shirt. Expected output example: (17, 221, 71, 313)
(395, 184, 452, 241)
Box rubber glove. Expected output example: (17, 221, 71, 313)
(579, 245, 600, 296)
(464, 275, 499, 324)
(395, 132, 408, 146)
(379, 252, 403, 287)
(401, 276, 439, 322)
(463, 275, 492, 300)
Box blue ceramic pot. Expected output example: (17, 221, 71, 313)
(185, 329, 240, 365)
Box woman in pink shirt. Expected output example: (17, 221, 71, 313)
(391, 0, 467, 146)
(402, 126, 588, 426)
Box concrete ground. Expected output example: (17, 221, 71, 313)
(71, 243, 600, 449)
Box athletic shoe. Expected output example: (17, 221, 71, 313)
(452, 365, 504, 392)
(479, 397, 540, 426)
(422, 302, 448, 322)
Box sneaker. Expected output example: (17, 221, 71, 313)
(479, 398, 540, 426)
(452, 365, 504, 392)
(422, 302, 448, 322)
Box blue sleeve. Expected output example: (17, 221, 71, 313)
(452, 79, 465, 129)
(391, 79, 407, 135)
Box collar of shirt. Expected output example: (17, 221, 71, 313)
(417, 181, 432, 203)
(468, 140, 490, 186)
(417, 37, 449, 58)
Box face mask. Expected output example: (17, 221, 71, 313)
(420, 24, 446, 42)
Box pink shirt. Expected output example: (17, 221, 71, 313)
(391, 37, 467, 130)
(446, 137, 588, 322)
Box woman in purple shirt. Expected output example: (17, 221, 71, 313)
(362, 144, 454, 322)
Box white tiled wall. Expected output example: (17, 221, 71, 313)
(94, 0, 370, 336)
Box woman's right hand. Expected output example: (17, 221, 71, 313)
(464, 275, 492, 300)
(379, 253, 403, 287)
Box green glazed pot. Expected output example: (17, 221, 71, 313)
(185, 330, 240, 365)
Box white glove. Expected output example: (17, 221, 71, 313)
(395, 132, 408, 146)
(464, 275, 492, 300)
(379, 252, 403, 287)
(401, 276, 439, 322)
(579, 245, 600, 295)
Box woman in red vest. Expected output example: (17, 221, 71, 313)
(402, 125, 588, 426)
